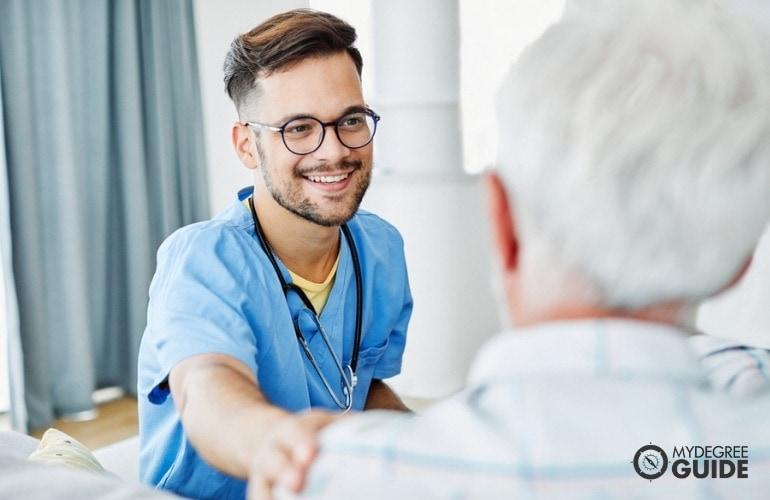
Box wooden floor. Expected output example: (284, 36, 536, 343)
(30, 397, 138, 450)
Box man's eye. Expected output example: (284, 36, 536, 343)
(284, 121, 316, 136)
(287, 125, 309, 133)
(339, 115, 365, 128)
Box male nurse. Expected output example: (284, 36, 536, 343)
(137, 9, 412, 500)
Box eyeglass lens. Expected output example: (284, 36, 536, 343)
(282, 112, 376, 154)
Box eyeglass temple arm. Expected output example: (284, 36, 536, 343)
(244, 121, 282, 132)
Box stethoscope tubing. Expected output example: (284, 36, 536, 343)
(248, 196, 363, 409)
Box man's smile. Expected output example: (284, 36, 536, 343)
(302, 170, 354, 192)
(305, 172, 350, 183)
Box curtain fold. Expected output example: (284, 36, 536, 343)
(0, 0, 209, 430)
(0, 62, 28, 432)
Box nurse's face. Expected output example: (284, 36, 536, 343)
(248, 51, 373, 227)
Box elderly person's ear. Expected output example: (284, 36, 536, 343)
(485, 172, 519, 272)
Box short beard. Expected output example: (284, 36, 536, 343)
(257, 141, 371, 227)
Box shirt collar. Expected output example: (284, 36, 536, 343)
(209, 186, 255, 228)
(468, 318, 709, 388)
(237, 185, 254, 201)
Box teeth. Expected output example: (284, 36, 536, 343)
(307, 173, 349, 184)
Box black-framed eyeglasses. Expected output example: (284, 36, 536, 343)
(244, 108, 381, 155)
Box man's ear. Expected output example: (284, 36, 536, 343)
(485, 172, 519, 272)
(231, 122, 260, 170)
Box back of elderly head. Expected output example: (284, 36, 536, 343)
(489, 0, 770, 324)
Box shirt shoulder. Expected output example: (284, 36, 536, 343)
(158, 219, 250, 268)
(347, 209, 406, 256)
(161, 196, 254, 255)
(151, 213, 265, 307)
(344, 210, 410, 297)
(691, 334, 770, 396)
(160, 201, 252, 253)
(304, 375, 770, 499)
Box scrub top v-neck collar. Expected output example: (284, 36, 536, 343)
(238, 190, 354, 368)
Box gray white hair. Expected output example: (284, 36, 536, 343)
(496, 0, 770, 309)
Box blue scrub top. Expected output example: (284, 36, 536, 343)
(137, 187, 413, 499)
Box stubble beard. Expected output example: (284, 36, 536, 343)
(257, 142, 372, 227)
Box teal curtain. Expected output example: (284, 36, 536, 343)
(0, 0, 209, 430)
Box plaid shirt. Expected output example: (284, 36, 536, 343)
(289, 319, 770, 500)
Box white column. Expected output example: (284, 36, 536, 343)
(371, 0, 462, 177)
(364, 0, 500, 399)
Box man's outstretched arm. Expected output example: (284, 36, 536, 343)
(169, 354, 340, 497)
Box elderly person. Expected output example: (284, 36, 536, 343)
(259, 1, 770, 498)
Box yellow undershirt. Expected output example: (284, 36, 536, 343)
(288, 254, 340, 314)
(243, 197, 340, 313)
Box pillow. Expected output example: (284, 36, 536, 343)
(28, 428, 106, 474)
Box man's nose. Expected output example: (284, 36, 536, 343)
(311, 125, 351, 161)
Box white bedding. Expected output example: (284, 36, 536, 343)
(0, 431, 175, 499)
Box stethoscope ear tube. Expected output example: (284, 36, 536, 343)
(342, 223, 363, 373)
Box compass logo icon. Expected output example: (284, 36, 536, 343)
(633, 443, 668, 480)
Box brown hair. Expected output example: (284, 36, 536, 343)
(223, 9, 364, 113)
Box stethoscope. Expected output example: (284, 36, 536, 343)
(248, 197, 363, 412)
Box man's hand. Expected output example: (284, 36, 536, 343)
(247, 410, 342, 500)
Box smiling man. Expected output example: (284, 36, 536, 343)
(137, 9, 412, 500)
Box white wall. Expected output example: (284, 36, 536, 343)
(698, 226, 770, 347)
(193, 0, 308, 215)
(460, 0, 565, 173)
(308, 0, 374, 97)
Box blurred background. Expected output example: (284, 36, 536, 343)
(0, 0, 768, 446)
